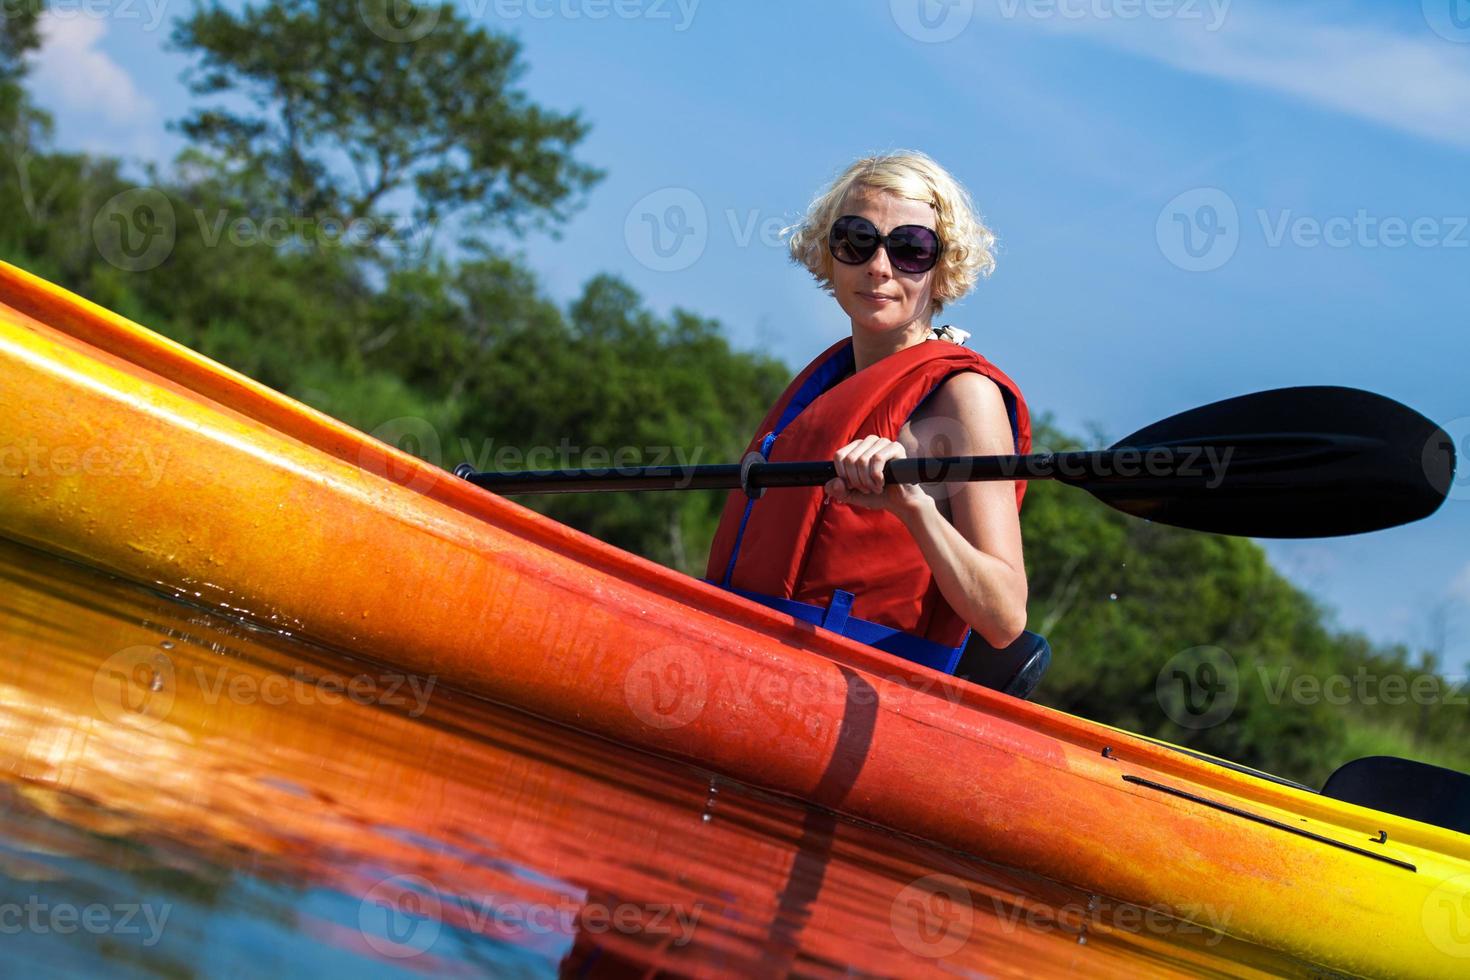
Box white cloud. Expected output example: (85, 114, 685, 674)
(1450, 561, 1470, 605)
(32, 13, 155, 124)
(982, 3, 1470, 151)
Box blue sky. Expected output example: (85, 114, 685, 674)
(23, 0, 1470, 670)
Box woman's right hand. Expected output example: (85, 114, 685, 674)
(825, 435, 930, 518)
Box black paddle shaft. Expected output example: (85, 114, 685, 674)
(453, 387, 1456, 539)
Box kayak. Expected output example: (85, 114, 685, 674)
(0, 259, 1466, 977)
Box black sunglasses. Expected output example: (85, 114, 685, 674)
(827, 214, 942, 274)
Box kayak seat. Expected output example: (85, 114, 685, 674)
(1321, 756, 1470, 836)
(953, 630, 1052, 701)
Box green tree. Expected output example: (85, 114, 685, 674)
(1, 0, 44, 84)
(1, 0, 46, 138)
(170, 0, 605, 259)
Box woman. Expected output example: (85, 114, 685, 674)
(705, 151, 1033, 679)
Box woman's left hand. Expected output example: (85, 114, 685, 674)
(825, 435, 931, 517)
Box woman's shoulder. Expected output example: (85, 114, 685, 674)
(906, 365, 1014, 455)
(924, 370, 1007, 421)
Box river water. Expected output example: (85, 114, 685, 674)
(0, 537, 1320, 978)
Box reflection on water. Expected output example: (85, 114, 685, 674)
(0, 537, 1316, 978)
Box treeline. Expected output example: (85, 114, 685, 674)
(1, 1, 1464, 786)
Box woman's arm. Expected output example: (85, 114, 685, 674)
(824, 372, 1028, 648)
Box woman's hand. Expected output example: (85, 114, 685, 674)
(824, 435, 932, 517)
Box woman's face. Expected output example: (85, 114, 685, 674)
(829, 188, 939, 337)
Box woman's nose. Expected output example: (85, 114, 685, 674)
(866, 245, 893, 276)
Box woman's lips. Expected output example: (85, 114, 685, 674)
(858, 293, 895, 304)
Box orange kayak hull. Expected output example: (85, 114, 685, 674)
(1, 260, 1467, 977)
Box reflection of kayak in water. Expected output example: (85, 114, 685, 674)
(0, 540, 1301, 977)
(1, 260, 1467, 977)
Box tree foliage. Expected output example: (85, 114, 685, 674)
(1, 0, 45, 84)
(170, 0, 604, 257)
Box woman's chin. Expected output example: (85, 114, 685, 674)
(849, 311, 910, 334)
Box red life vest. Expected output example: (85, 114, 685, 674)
(705, 335, 1031, 648)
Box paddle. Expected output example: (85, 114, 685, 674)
(455, 386, 1457, 539)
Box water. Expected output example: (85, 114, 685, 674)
(0, 537, 1318, 978)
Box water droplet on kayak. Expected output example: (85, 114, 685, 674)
(150, 672, 164, 693)
(160, 640, 174, 650)
(701, 812, 712, 823)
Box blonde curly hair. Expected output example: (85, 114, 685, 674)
(784, 151, 996, 317)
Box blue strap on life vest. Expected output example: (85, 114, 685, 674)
(714, 583, 969, 675)
(719, 344, 855, 589)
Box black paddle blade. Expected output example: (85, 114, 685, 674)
(1069, 386, 1456, 538)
